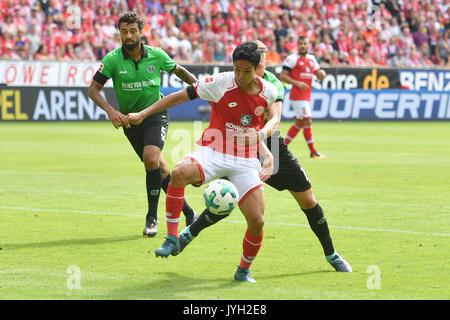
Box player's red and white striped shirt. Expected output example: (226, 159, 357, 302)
(193, 72, 278, 158)
(282, 53, 320, 101)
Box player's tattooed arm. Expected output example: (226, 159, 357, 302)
(172, 65, 197, 85)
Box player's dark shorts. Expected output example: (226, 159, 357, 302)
(123, 118, 168, 161)
(264, 131, 312, 192)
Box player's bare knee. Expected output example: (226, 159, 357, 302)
(144, 156, 159, 171)
(170, 166, 188, 187)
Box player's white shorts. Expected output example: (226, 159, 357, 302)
(291, 100, 312, 119)
(184, 146, 263, 206)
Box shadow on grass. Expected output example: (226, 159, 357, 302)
(1, 235, 142, 250)
(106, 270, 334, 300)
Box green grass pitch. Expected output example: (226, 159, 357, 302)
(0, 121, 449, 300)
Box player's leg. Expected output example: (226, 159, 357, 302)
(122, 120, 163, 236)
(155, 159, 203, 257)
(159, 153, 198, 226)
(290, 189, 351, 272)
(142, 144, 163, 236)
(297, 101, 325, 158)
(234, 189, 265, 283)
(285, 100, 305, 145)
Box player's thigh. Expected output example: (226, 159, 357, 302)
(289, 188, 317, 210)
(227, 158, 262, 205)
(265, 136, 312, 192)
(291, 100, 312, 120)
(171, 159, 203, 187)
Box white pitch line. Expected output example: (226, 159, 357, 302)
(1, 206, 449, 237)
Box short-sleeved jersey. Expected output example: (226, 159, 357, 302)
(98, 44, 176, 119)
(262, 69, 285, 125)
(192, 72, 278, 158)
(282, 53, 320, 101)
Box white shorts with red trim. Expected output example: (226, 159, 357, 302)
(291, 100, 312, 119)
(184, 146, 263, 205)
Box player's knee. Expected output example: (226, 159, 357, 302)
(143, 154, 160, 171)
(170, 166, 189, 187)
(248, 215, 264, 232)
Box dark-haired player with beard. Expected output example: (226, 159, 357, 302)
(88, 12, 198, 237)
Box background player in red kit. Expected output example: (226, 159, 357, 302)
(280, 35, 327, 159)
(125, 41, 281, 283)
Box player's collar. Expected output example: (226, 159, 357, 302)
(121, 43, 148, 60)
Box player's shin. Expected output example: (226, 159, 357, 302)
(188, 208, 230, 236)
(146, 167, 162, 223)
(302, 203, 334, 256)
(162, 173, 196, 221)
(239, 228, 264, 269)
(165, 183, 185, 237)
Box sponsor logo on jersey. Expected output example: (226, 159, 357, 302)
(240, 114, 252, 126)
(119, 70, 128, 74)
(254, 106, 265, 116)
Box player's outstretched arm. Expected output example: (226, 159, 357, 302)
(126, 88, 191, 126)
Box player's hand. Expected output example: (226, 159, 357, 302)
(108, 110, 128, 129)
(259, 153, 274, 182)
(295, 81, 309, 90)
(233, 128, 260, 146)
(126, 112, 144, 126)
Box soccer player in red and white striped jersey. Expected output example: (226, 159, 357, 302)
(280, 35, 327, 159)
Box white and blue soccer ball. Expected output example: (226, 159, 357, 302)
(203, 179, 239, 215)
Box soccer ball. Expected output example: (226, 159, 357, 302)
(203, 179, 239, 215)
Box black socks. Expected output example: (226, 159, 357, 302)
(302, 203, 335, 256)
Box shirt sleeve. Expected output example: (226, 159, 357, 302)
(98, 53, 114, 79)
(193, 73, 229, 103)
(158, 48, 177, 72)
(282, 54, 297, 70)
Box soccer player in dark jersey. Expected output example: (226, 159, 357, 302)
(173, 41, 352, 273)
(88, 12, 197, 237)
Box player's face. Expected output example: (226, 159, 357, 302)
(298, 39, 309, 55)
(233, 60, 256, 88)
(256, 52, 266, 77)
(119, 22, 141, 51)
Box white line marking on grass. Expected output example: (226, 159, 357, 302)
(1, 206, 449, 237)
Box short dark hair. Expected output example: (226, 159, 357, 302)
(118, 11, 144, 31)
(232, 41, 261, 68)
(298, 35, 308, 42)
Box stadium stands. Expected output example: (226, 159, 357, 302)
(0, 0, 448, 67)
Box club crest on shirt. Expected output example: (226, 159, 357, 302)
(147, 65, 155, 73)
(240, 114, 252, 126)
(254, 106, 265, 116)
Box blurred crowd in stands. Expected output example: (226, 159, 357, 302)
(0, 0, 449, 67)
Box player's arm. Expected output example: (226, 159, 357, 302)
(126, 86, 195, 125)
(260, 100, 282, 140)
(172, 64, 197, 85)
(258, 139, 274, 182)
(88, 77, 128, 129)
(315, 69, 326, 81)
(279, 68, 309, 90)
